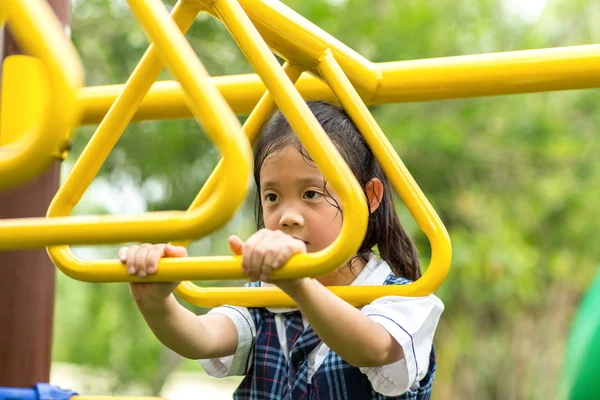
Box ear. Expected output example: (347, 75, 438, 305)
(365, 178, 384, 214)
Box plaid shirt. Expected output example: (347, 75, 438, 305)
(233, 274, 436, 400)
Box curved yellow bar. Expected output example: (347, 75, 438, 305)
(318, 50, 452, 293)
(0, 0, 83, 190)
(44, 0, 253, 281)
(210, 0, 368, 279)
(199, 0, 377, 97)
(173, 64, 306, 298)
(49, 64, 298, 283)
(2, 0, 251, 251)
(49, 61, 296, 282)
(176, 50, 452, 308)
(47, 0, 369, 283)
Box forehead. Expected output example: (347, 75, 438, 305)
(260, 145, 324, 186)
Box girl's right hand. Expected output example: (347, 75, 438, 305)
(119, 243, 187, 305)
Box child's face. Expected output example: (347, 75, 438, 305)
(259, 145, 343, 253)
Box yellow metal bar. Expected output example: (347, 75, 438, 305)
(49, 63, 301, 283)
(318, 50, 452, 294)
(175, 63, 300, 303)
(46, 0, 198, 220)
(43, 0, 259, 282)
(0, 0, 256, 253)
(78, 44, 600, 124)
(44, 0, 369, 284)
(212, 0, 368, 280)
(0, 0, 83, 190)
(48, 0, 371, 282)
(375, 45, 600, 103)
(45, 2, 200, 275)
(198, 0, 377, 94)
(172, 63, 304, 249)
(0, 1, 225, 251)
(78, 73, 335, 123)
(178, 50, 452, 308)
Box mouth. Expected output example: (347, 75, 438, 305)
(293, 236, 309, 245)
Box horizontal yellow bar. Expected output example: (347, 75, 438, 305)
(2, 211, 241, 250)
(79, 44, 600, 124)
(49, 247, 377, 282)
(78, 73, 335, 123)
(177, 283, 442, 308)
(376, 45, 600, 102)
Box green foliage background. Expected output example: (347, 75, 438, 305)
(52, 0, 600, 399)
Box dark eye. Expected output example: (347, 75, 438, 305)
(303, 190, 322, 200)
(264, 193, 279, 203)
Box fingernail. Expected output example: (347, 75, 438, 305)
(127, 265, 136, 275)
(147, 267, 155, 275)
(119, 256, 125, 263)
(138, 270, 147, 278)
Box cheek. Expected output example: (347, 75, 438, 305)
(263, 210, 279, 229)
(307, 206, 343, 246)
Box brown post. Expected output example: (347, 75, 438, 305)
(0, 0, 70, 387)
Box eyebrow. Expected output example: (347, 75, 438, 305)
(261, 177, 324, 190)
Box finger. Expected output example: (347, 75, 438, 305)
(164, 244, 188, 258)
(118, 247, 128, 264)
(242, 230, 268, 276)
(259, 233, 286, 281)
(273, 238, 307, 269)
(228, 235, 244, 256)
(246, 231, 272, 281)
(135, 243, 153, 278)
(250, 235, 276, 281)
(146, 244, 167, 275)
(126, 246, 139, 275)
(254, 241, 279, 282)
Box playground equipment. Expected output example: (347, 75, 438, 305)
(0, 0, 598, 397)
(0, 0, 453, 307)
(0, 0, 83, 191)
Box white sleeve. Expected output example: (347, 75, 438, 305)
(359, 295, 444, 396)
(198, 305, 256, 377)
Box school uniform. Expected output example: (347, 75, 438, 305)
(200, 255, 444, 399)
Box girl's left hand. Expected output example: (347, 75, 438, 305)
(228, 229, 307, 283)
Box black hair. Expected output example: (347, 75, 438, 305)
(253, 101, 421, 280)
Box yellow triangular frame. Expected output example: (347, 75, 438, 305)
(45, 0, 369, 285)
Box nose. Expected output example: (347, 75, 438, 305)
(279, 208, 304, 229)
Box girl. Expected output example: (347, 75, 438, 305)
(120, 101, 444, 399)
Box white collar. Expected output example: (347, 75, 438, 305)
(264, 254, 392, 313)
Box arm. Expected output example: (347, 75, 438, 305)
(279, 278, 404, 368)
(134, 293, 238, 360)
(229, 231, 403, 368)
(121, 243, 238, 360)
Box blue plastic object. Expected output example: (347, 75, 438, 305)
(0, 384, 77, 400)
